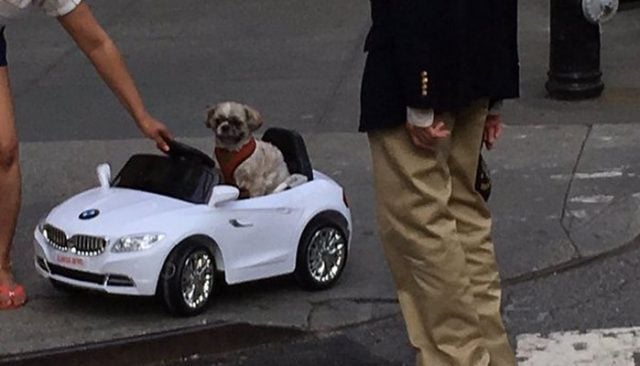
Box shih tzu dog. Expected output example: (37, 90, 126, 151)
(205, 101, 306, 198)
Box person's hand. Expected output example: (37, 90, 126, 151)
(405, 119, 450, 151)
(137, 115, 173, 152)
(483, 114, 503, 150)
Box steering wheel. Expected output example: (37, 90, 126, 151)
(166, 140, 217, 168)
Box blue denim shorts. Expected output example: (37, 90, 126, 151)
(0, 26, 6, 67)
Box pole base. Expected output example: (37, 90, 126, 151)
(546, 71, 604, 100)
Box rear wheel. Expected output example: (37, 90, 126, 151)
(158, 242, 217, 316)
(295, 215, 348, 290)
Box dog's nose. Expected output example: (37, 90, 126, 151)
(220, 124, 230, 132)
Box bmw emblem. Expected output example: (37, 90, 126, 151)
(79, 209, 100, 220)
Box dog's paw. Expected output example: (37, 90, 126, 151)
(287, 174, 308, 187)
(272, 174, 308, 194)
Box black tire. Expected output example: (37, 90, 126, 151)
(295, 213, 349, 291)
(50, 279, 85, 294)
(157, 242, 217, 317)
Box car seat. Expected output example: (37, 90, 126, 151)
(261, 127, 313, 181)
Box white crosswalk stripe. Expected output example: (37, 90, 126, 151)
(517, 327, 640, 365)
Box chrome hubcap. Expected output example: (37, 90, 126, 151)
(307, 227, 346, 284)
(181, 250, 215, 309)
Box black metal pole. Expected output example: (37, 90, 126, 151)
(546, 0, 604, 99)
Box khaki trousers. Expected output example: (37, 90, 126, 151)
(368, 100, 515, 366)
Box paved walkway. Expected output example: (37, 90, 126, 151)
(2, 120, 640, 358)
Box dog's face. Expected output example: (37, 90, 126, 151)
(205, 102, 262, 149)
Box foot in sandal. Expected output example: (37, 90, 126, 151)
(0, 265, 27, 310)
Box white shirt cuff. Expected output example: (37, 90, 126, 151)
(407, 107, 434, 128)
(42, 0, 82, 17)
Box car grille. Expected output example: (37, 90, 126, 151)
(43, 224, 107, 256)
(68, 235, 107, 256)
(43, 224, 66, 250)
(46, 262, 135, 288)
(48, 262, 106, 285)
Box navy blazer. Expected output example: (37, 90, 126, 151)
(360, 0, 519, 131)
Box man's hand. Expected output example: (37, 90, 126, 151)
(483, 114, 503, 150)
(137, 115, 173, 152)
(405, 120, 450, 151)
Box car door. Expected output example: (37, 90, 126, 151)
(215, 191, 302, 284)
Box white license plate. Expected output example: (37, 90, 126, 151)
(55, 254, 85, 267)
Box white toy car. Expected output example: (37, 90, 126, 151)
(34, 128, 351, 316)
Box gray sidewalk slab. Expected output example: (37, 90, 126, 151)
(4, 123, 640, 357)
(488, 125, 587, 278)
(501, 1, 640, 127)
(563, 124, 640, 256)
(2, 135, 397, 356)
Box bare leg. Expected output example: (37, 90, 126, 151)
(0, 66, 22, 290)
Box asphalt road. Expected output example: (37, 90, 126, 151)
(7, 0, 369, 142)
(6, 0, 640, 144)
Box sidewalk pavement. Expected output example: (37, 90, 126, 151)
(2, 121, 640, 360)
(2, 0, 640, 364)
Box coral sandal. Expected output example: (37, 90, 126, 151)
(0, 263, 27, 309)
(0, 284, 26, 310)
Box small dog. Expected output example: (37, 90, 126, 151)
(205, 101, 306, 198)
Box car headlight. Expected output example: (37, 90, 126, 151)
(37, 216, 47, 236)
(112, 233, 165, 253)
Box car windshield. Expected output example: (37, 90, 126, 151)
(112, 155, 220, 204)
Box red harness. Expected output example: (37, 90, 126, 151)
(214, 138, 257, 186)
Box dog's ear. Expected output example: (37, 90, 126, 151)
(244, 105, 263, 132)
(204, 104, 217, 128)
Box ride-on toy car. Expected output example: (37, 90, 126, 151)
(34, 128, 351, 316)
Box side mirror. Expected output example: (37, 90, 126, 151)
(208, 185, 240, 207)
(97, 163, 111, 190)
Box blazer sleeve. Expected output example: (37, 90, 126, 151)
(391, 0, 442, 110)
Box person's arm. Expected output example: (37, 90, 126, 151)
(484, 100, 504, 150)
(407, 107, 434, 128)
(489, 100, 503, 115)
(391, 0, 441, 111)
(388, 1, 450, 149)
(404, 109, 449, 151)
(56, 2, 172, 151)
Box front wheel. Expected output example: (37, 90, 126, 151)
(158, 242, 217, 316)
(295, 216, 348, 290)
